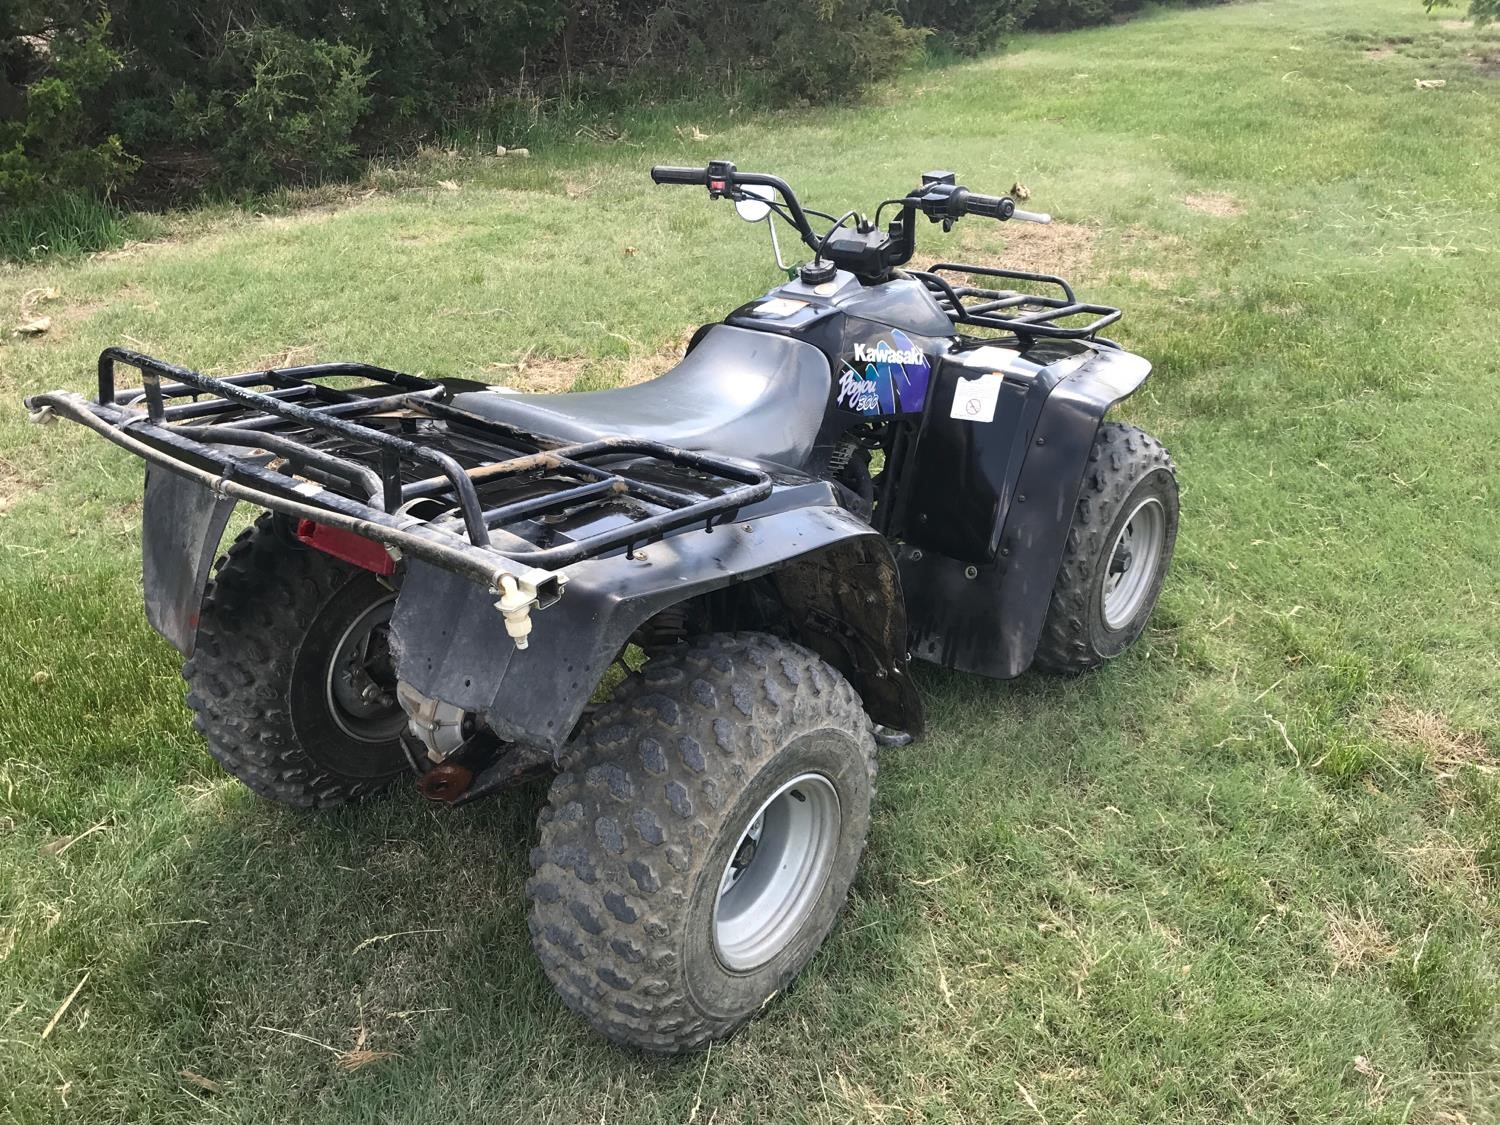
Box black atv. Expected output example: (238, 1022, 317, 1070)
(25, 161, 1178, 1053)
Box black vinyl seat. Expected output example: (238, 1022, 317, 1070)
(448, 325, 831, 469)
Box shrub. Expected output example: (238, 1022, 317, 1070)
(901, 0, 1035, 55)
(1026, 0, 1148, 30)
(0, 11, 135, 206)
(146, 28, 374, 193)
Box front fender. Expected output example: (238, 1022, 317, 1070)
(390, 483, 921, 752)
(902, 345, 1153, 679)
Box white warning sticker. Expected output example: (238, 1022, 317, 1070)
(950, 373, 1003, 422)
(753, 297, 809, 318)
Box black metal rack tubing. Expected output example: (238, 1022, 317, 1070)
(223, 389, 443, 432)
(481, 478, 624, 528)
(906, 267, 1121, 340)
(929, 262, 1079, 304)
(152, 385, 320, 422)
(31, 391, 529, 592)
(69, 349, 779, 575)
(174, 424, 386, 503)
(96, 348, 492, 546)
(102, 358, 436, 407)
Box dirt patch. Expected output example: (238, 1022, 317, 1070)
(484, 332, 694, 395)
(1468, 49, 1500, 77)
(929, 220, 1098, 280)
(393, 227, 457, 246)
(491, 353, 588, 394)
(1365, 45, 1397, 60)
(1380, 703, 1494, 778)
(1183, 192, 1246, 218)
(613, 330, 695, 386)
(0, 454, 31, 517)
(1325, 905, 1396, 975)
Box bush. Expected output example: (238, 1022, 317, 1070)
(1, 0, 1221, 256)
(1026, 0, 1147, 30)
(900, 0, 1034, 55)
(141, 28, 374, 193)
(0, 10, 135, 206)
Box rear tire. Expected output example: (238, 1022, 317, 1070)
(1032, 423, 1178, 674)
(527, 632, 876, 1053)
(183, 517, 409, 807)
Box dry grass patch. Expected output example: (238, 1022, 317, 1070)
(488, 352, 588, 394)
(1380, 703, 1495, 779)
(929, 220, 1098, 279)
(1183, 192, 1247, 218)
(1325, 904, 1397, 975)
(488, 330, 693, 394)
(1391, 828, 1485, 893)
(1366, 45, 1398, 60)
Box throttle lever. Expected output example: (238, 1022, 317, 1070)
(1011, 208, 1052, 224)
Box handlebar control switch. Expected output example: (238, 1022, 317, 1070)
(921, 170, 957, 187)
(706, 159, 737, 198)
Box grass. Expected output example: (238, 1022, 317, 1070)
(2, 0, 1499, 1119)
(0, 192, 159, 264)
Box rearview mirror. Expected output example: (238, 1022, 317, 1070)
(734, 184, 774, 223)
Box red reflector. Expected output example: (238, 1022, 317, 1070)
(295, 520, 396, 576)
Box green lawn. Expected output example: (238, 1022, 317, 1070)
(3, 0, 1499, 1120)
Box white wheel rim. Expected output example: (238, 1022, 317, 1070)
(713, 772, 841, 972)
(1101, 497, 1166, 630)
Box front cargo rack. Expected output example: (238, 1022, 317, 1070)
(907, 262, 1122, 341)
(25, 348, 773, 589)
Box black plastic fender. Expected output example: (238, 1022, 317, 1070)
(142, 466, 238, 656)
(901, 345, 1154, 679)
(389, 481, 922, 753)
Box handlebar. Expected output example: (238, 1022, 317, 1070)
(649, 160, 1053, 277)
(650, 165, 708, 186)
(955, 190, 1011, 220)
(651, 162, 824, 254)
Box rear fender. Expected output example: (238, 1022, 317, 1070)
(902, 345, 1153, 678)
(389, 484, 921, 753)
(142, 467, 237, 655)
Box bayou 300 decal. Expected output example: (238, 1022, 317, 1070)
(836, 330, 932, 416)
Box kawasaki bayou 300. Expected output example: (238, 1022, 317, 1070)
(25, 161, 1179, 1053)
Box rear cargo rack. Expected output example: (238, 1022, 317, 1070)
(27, 348, 773, 591)
(908, 262, 1121, 341)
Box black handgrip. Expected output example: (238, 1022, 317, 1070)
(650, 165, 708, 185)
(959, 190, 1015, 221)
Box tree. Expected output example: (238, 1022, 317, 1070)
(1425, 0, 1498, 23)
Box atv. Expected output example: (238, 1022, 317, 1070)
(24, 161, 1178, 1053)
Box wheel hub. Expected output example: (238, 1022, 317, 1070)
(1101, 497, 1166, 630)
(713, 773, 841, 972)
(325, 596, 406, 743)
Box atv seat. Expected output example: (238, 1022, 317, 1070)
(448, 325, 831, 469)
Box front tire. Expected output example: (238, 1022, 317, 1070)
(527, 632, 876, 1053)
(1032, 422, 1179, 674)
(183, 517, 409, 807)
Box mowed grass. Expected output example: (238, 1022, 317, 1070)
(3, 0, 1500, 1120)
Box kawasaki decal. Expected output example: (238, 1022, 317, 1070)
(836, 330, 932, 416)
